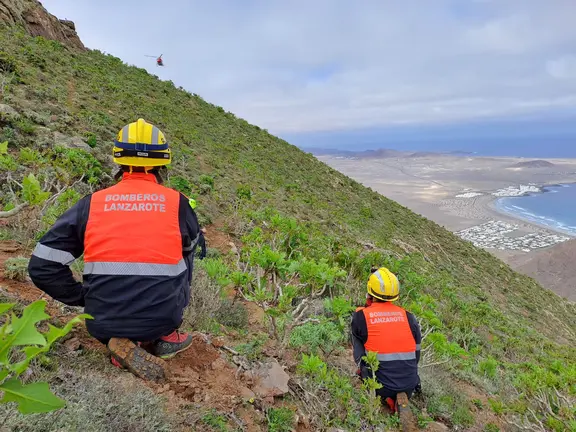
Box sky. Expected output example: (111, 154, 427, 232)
(42, 0, 576, 154)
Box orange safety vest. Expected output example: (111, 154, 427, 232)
(362, 302, 416, 362)
(84, 173, 183, 276)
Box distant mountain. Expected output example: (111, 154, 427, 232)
(304, 147, 406, 158)
(406, 151, 443, 158)
(514, 239, 576, 301)
(306, 147, 477, 159)
(511, 160, 556, 168)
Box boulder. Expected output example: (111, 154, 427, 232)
(53, 131, 91, 151)
(0, 104, 20, 122)
(251, 359, 290, 398)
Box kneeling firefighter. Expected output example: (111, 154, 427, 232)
(28, 119, 206, 379)
(351, 267, 422, 411)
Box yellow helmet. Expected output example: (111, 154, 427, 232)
(113, 118, 171, 167)
(367, 267, 400, 302)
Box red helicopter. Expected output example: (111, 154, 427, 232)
(145, 54, 164, 67)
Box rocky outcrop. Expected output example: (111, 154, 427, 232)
(0, 0, 85, 50)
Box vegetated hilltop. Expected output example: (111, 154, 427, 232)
(0, 10, 575, 432)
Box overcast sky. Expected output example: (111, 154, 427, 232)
(42, 0, 576, 137)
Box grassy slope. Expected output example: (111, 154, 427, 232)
(0, 26, 575, 430)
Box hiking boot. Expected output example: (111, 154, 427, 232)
(153, 330, 193, 359)
(108, 337, 167, 382)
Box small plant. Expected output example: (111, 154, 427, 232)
(200, 409, 229, 431)
(22, 173, 50, 205)
(478, 357, 499, 379)
(488, 398, 506, 415)
(484, 424, 500, 432)
(453, 405, 474, 427)
(4, 257, 29, 281)
(214, 299, 248, 329)
(361, 351, 383, 425)
(0, 300, 91, 414)
(266, 407, 295, 432)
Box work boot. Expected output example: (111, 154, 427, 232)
(108, 337, 167, 382)
(153, 330, 193, 359)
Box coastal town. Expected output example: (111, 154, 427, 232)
(456, 220, 570, 252)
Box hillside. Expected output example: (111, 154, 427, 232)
(0, 8, 575, 432)
(512, 239, 576, 301)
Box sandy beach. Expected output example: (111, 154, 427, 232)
(318, 153, 576, 271)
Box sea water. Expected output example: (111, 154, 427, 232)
(496, 184, 576, 236)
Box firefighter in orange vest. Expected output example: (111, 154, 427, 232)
(28, 119, 205, 380)
(351, 267, 422, 408)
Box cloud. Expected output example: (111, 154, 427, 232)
(41, 0, 576, 134)
(547, 55, 576, 79)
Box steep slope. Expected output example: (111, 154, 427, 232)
(511, 239, 576, 301)
(0, 14, 575, 432)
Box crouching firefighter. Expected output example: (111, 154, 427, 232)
(28, 119, 207, 380)
(351, 267, 422, 411)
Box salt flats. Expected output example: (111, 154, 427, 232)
(456, 221, 570, 251)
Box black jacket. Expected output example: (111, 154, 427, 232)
(28, 190, 202, 342)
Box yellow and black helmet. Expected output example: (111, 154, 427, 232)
(367, 267, 400, 302)
(113, 118, 171, 167)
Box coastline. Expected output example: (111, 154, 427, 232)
(488, 183, 576, 238)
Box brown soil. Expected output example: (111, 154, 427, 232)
(151, 333, 252, 413)
(203, 222, 235, 254)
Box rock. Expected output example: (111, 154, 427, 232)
(0, 104, 20, 121)
(22, 109, 49, 126)
(211, 336, 226, 348)
(63, 337, 81, 352)
(251, 359, 290, 398)
(0, 0, 86, 50)
(239, 386, 256, 400)
(35, 126, 54, 146)
(426, 422, 449, 432)
(53, 131, 91, 151)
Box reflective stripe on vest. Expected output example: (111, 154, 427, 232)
(363, 302, 416, 359)
(83, 259, 187, 276)
(84, 173, 182, 274)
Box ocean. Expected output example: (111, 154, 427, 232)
(495, 184, 576, 236)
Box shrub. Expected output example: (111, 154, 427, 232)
(478, 357, 499, 379)
(3, 257, 29, 281)
(267, 407, 295, 432)
(214, 299, 248, 329)
(289, 320, 344, 354)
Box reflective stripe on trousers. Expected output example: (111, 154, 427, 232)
(84, 259, 187, 276)
(376, 352, 416, 361)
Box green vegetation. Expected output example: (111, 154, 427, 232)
(0, 24, 574, 430)
(266, 407, 295, 432)
(3, 256, 29, 281)
(0, 300, 89, 414)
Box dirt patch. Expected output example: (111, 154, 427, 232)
(151, 333, 252, 413)
(204, 222, 236, 254)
